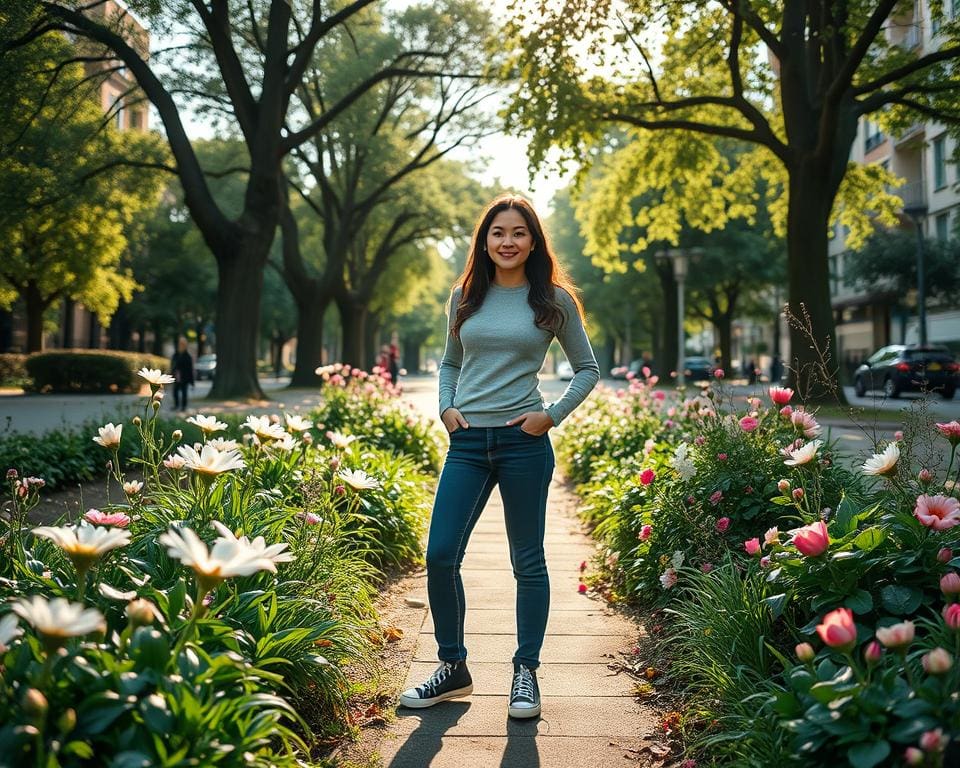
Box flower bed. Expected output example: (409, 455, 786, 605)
(558, 374, 960, 767)
(0, 366, 439, 765)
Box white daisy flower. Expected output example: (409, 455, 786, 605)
(284, 413, 313, 433)
(326, 431, 358, 450)
(338, 468, 379, 491)
(137, 368, 176, 386)
(784, 439, 823, 467)
(12, 596, 105, 648)
(32, 523, 131, 572)
(242, 415, 287, 442)
(187, 414, 229, 435)
(206, 437, 239, 452)
(175, 444, 246, 476)
(0, 613, 22, 651)
(123, 480, 143, 496)
(862, 442, 900, 477)
(93, 423, 123, 449)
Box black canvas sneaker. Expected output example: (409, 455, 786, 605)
(508, 664, 541, 718)
(398, 660, 473, 708)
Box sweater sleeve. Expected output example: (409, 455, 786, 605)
(545, 289, 600, 426)
(437, 287, 463, 416)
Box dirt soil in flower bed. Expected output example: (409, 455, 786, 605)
(29, 474, 136, 525)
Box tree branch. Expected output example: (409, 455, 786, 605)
(827, 0, 899, 103)
(853, 45, 960, 95)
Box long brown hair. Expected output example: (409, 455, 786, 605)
(451, 194, 585, 338)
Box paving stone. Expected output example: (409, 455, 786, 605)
(402, 661, 637, 697)
(421, 608, 634, 637)
(413, 632, 630, 664)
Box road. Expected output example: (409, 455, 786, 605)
(1, 375, 956, 463)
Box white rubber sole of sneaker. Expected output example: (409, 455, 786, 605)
(398, 683, 474, 709)
(508, 702, 541, 719)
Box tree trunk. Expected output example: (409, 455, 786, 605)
(338, 298, 367, 368)
(208, 245, 267, 400)
(290, 297, 329, 387)
(0, 308, 12, 353)
(402, 339, 421, 374)
(364, 316, 379, 370)
(151, 325, 164, 356)
(654, 263, 678, 377)
(785, 162, 844, 404)
(62, 297, 75, 349)
(24, 283, 46, 353)
(196, 321, 206, 357)
(715, 313, 733, 375)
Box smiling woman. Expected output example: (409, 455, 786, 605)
(399, 193, 600, 720)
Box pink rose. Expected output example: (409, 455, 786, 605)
(921, 647, 953, 675)
(920, 728, 947, 753)
(816, 607, 857, 651)
(793, 521, 829, 557)
(779, 405, 793, 418)
(863, 640, 882, 665)
(714, 368, 724, 379)
(744, 538, 761, 556)
(700, 563, 713, 573)
(638, 525, 652, 541)
(709, 490, 723, 505)
(792, 487, 805, 501)
(716, 453, 727, 461)
(918, 468, 933, 484)
(938, 547, 954, 564)
(944, 603, 960, 630)
(640, 469, 656, 486)
(795, 642, 815, 662)
(914, 494, 960, 531)
(715, 517, 730, 533)
(739, 416, 759, 432)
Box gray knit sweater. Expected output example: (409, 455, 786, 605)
(438, 283, 600, 427)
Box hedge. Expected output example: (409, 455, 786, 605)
(0, 354, 27, 387)
(25, 350, 169, 393)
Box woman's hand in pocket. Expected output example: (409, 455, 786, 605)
(441, 407, 469, 434)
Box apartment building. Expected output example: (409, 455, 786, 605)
(830, 0, 960, 377)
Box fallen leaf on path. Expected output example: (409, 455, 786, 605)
(383, 626, 404, 642)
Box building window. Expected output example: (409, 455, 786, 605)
(934, 135, 948, 189)
(130, 110, 142, 130)
(864, 120, 884, 152)
(936, 212, 950, 240)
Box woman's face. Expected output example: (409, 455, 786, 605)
(485, 208, 534, 275)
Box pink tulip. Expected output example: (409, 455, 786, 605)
(640, 469, 656, 486)
(921, 647, 953, 675)
(744, 538, 761, 556)
(759, 555, 771, 568)
(914, 494, 960, 531)
(700, 563, 714, 573)
(714, 368, 724, 379)
(764, 527, 780, 546)
(876, 620, 915, 649)
(944, 603, 960, 630)
(795, 642, 815, 662)
(938, 547, 954, 564)
(941, 572, 960, 595)
(716, 453, 728, 461)
(793, 521, 829, 557)
(769, 386, 794, 405)
(816, 607, 857, 652)
(739, 416, 759, 432)
(918, 468, 933, 484)
(715, 517, 730, 533)
(638, 525, 652, 541)
(863, 640, 882, 665)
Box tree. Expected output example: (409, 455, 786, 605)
(10, 0, 437, 398)
(844, 228, 960, 305)
(280, 0, 494, 382)
(0, 27, 165, 352)
(507, 0, 960, 400)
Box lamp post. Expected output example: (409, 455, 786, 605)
(656, 247, 700, 386)
(902, 202, 928, 346)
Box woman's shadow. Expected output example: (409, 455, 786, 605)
(388, 703, 543, 768)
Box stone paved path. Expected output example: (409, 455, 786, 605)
(374, 474, 657, 767)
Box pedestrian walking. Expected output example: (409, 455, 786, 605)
(398, 194, 600, 719)
(170, 338, 194, 411)
(388, 334, 401, 387)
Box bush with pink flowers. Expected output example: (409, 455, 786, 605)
(558, 381, 960, 765)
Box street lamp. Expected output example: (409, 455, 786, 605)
(902, 201, 928, 346)
(656, 247, 702, 386)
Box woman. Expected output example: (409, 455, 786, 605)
(399, 194, 600, 719)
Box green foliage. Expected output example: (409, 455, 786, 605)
(0, 366, 437, 764)
(25, 351, 168, 394)
(0, 354, 27, 386)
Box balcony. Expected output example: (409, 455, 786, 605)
(894, 122, 925, 147)
(897, 180, 928, 217)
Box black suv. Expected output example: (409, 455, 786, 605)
(853, 345, 958, 400)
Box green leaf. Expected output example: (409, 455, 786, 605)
(880, 584, 922, 615)
(847, 740, 890, 768)
(763, 592, 788, 619)
(852, 526, 885, 551)
(844, 589, 874, 615)
(833, 494, 859, 536)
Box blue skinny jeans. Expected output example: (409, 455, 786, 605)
(426, 424, 555, 670)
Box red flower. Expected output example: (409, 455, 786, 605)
(639, 468, 656, 485)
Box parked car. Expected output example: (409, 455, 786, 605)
(683, 355, 715, 381)
(853, 344, 958, 399)
(557, 360, 574, 380)
(195, 353, 217, 381)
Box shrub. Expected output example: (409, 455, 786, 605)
(0, 354, 27, 387)
(26, 351, 169, 393)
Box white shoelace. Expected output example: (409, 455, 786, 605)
(419, 661, 455, 696)
(511, 666, 536, 701)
